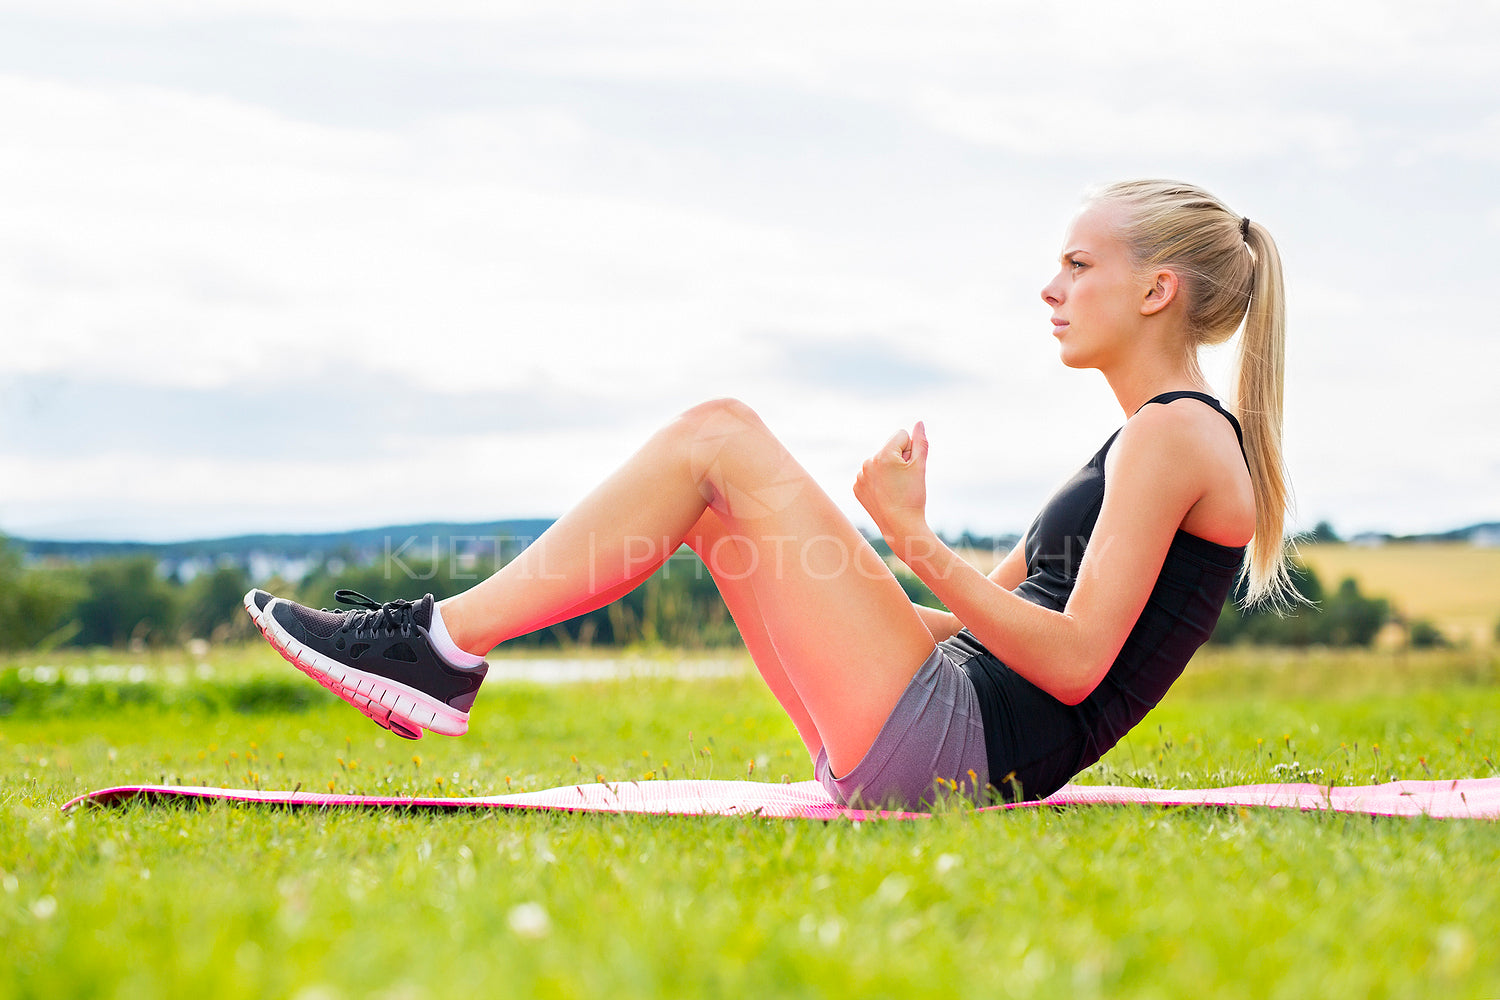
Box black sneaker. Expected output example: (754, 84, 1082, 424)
(244, 588, 487, 740)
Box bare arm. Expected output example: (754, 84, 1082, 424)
(911, 603, 962, 642)
(986, 539, 1028, 591)
(911, 541, 1026, 642)
(858, 410, 1208, 705)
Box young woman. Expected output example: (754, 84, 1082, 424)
(245, 179, 1292, 809)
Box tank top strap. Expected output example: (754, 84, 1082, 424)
(1136, 390, 1243, 446)
(1134, 390, 1248, 468)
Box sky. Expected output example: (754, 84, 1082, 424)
(1, 0, 1497, 543)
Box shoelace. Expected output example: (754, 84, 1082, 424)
(328, 589, 418, 638)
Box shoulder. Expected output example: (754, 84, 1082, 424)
(1107, 396, 1255, 545)
(1107, 399, 1227, 486)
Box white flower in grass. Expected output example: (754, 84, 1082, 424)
(507, 901, 551, 939)
(817, 918, 843, 947)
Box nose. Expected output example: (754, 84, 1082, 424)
(1041, 272, 1064, 307)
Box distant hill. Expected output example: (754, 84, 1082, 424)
(15, 519, 558, 564)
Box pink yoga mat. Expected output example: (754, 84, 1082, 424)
(60, 776, 1500, 820)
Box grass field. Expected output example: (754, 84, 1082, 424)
(3, 644, 1498, 999)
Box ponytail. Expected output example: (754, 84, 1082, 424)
(1235, 221, 1298, 609)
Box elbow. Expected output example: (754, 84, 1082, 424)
(1053, 662, 1109, 706)
(1050, 626, 1119, 705)
(1054, 684, 1092, 707)
(1038, 618, 1110, 705)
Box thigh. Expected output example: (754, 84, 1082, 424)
(813, 646, 989, 810)
(683, 400, 936, 776)
(683, 510, 823, 761)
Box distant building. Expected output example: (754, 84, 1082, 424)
(1350, 532, 1388, 548)
(1471, 526, 1500, 548)
(247, 552, 317, 584)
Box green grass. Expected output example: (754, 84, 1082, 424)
(3, 645, 1499, 999)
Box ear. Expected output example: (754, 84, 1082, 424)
(1140, 269, 1180, 316)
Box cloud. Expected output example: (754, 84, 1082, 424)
(0, 419, 665, 542)
(0, 71, 988, 401)
(1407, 113, 1500, 164)
(0, 372, 647, 460)
(0, 1, 1496, 541)
(753, 331, 968, 395)
(904, 91, 1364, 165)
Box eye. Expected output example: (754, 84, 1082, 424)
(1069, 258, 1087, 271)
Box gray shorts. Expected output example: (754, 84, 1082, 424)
(814, 645, 989, 810)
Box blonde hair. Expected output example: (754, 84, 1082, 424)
(1089, 179, 1296, 609)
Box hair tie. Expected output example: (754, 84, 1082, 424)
(1239, 216, 1251, 240)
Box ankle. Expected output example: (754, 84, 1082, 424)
(432, 599, 489, 668)
(432, 599, 489, 662)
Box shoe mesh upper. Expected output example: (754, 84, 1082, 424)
(287, 603, 345, 639)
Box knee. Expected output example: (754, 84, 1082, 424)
(679, 396, 762, 428)
(674, 397, 770, 443)
(672, 398, 786, 505)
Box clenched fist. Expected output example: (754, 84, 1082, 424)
(853, 421, 930, 549)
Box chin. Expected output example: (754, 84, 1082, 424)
(1057, 345, 1095, 370)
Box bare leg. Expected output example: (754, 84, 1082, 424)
(681, 509, 824, 759)
(462, 508, 825, 758)
(439, 398, 935, 775)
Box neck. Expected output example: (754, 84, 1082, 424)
(1101, 357, 1214, 417)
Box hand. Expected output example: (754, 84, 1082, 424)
(853, 421, 931, 548)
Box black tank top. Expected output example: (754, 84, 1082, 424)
(940, 391, 1249, 801)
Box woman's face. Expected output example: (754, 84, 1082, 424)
(1040, 202, 1147, 371)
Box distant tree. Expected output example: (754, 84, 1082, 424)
(296, 554, 468, 608)
(288, 542, 751, 650)
(181, 564, 253, 640)
(12, 564, 86, 650)
(73, 556, 179, 647)
(1305, 520, 1342, 544)
(1316, 577, 1389, 646)
(1406, 619, 1449, 649)
(620, 554, 740, 648)
(1211, 564, 1389, 647)
(1211, 562, 1322, 646)
(0, 537, 85, 651)
(894, 569, 945, 612)
(0, 536, 23, 648)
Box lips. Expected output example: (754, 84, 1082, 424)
(1051, 319, 1069, 337)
